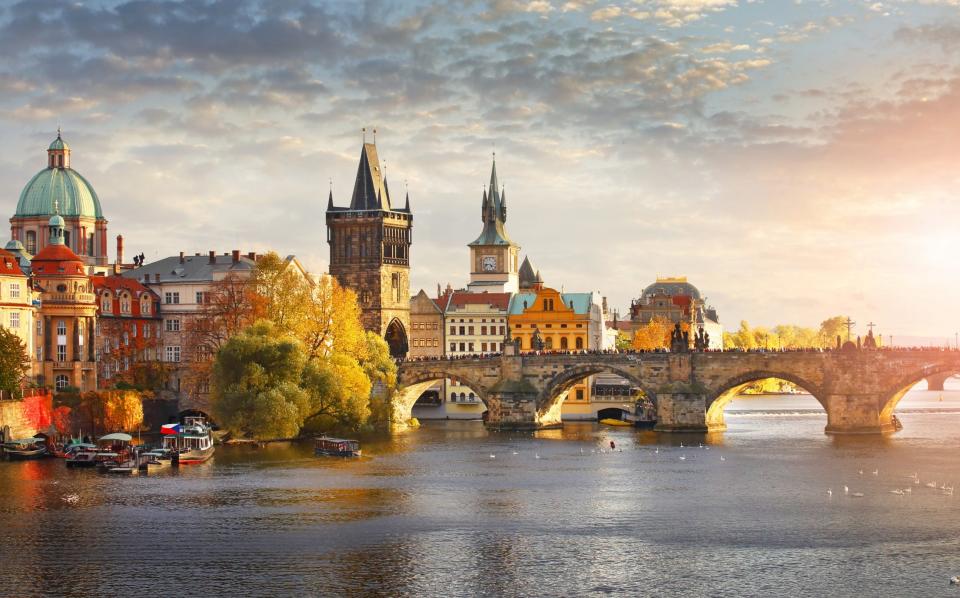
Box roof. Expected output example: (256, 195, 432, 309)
(446, 291, 511, 312)
(3, 240, 32, 274)
(350, 143, 391, 211)
(518, 256, 537, 288)
(49, 134, 69, 151)
(469, 158, 516, 247)
(509, 291, 595, 315)
(92, 274, 157, 297)
(0, 248, 25, 277)
(121, 254, 256, 284)
(641, 278, 702, 301)
(15, 166, 103, 219)
(31, 243, 86, 276)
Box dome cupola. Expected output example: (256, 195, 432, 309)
(14, 131, 103, 219)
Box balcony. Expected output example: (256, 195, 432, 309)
(42, 292, 95, 305)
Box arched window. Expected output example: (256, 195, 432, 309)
(140, 295, 151, 315)
(575, 337, 584, 350)
(102, 294, 112, 313)
(560, 337, 568, 350)
(459, 392, 466, 400)
(25, 231, 36, 254)
(120, 293, 131, 314)
(55, 374, 69, 391)
(450, 392, 457, 401)
(545, 337, 553, 350)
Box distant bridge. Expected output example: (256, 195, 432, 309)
(395, 348, 960, 434)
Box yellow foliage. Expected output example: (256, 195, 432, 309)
(632, 316, 675, 350)
(98, 390, 145, 432)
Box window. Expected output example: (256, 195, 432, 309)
(481, 326, 487, 335)
(545, 337, 553, 350)
(165, 346, 181, 362)
(55, 375, 69, 391)
(8, 312, 19, 328)
(576, 389, 585, 401)
(449, 343, 456, 352)
(450, 392, 456, 401)
(165, 292, 180, 305)
(196, 291, 206, 304)
(459, 342, 465, 352)
(9, 283, 20, 299)
(131, 325, 137, 338)
(36, 319, 42, 336)
(468, 342, 475, 352)
(144, 325, 151, 339)
(560, 337, 568, 350)
(165, 319, 181, 332)
(102, 294, 112, 312)
(468, 326, 475, 335)
(25, 231, 36, 254)
(459, 326, 465, 336)
(57, 345, 67, 362)
(481, 342, 488, 352)
(123, 332, 129, 346)
(141, 296, 151, 315)
(120, 293, 131, 314)
(433, 339, 439, 347)
(575, 337, 584, 350)
(499, 326, 505, 336)
(57, 320, 66, 336)
(449, 326, 456, 336)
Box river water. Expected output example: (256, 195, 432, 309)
(1, 384, 959, 597)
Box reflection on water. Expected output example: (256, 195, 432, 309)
(0, 387, 959, 596)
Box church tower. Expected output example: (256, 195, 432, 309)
(467, 156, 520, 293)
(326, 140, 412, 358)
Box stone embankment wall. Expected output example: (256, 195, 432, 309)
(0, 392, 53, 441)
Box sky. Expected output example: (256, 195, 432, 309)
(0, 0, 958, 341)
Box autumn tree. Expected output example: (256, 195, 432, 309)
(632, 316, 674, 350)
(0, 328, 29, 399)
(819, 315, 850, 347)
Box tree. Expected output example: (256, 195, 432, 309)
(302, 353, 372, 431)
(100, 390, 146, 432)
(298, 276, 367, 362)
(0, 328, 29, 399)
(819, 315, 850, 347)
(211, 321, 313, 440)
(248, 252, 314, 334)
(631, 316, 673, 350)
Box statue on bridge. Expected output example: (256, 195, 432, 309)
(531, 327, 546, 352)
(863, 329, 878, 350)
(694, 326, 710, 351)
(670, 323, 690, 353)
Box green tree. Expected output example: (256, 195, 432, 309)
(211, 321, 312, 440)
(0, 328, 29, 399)
(361, 332, 398, 427)
(302, 354, 372, 431)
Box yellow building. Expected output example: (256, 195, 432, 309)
(0, 246, 36, 388)
(508, 279, 603, 419)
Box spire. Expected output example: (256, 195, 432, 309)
(327, 188, 334, 210)
(349, 143, 390, 210)
(469, 154, 516, 247)
(500, 185, 507, 222)
(404, 190, 410, 212)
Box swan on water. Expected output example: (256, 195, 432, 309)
(950, 576, 960, 585)
(827, 488, 833, 497)
(489, 454, 496, 459)
(889, 489, 904, 495)
(720, 456, 725, 461)
(851, 492, 865, 498)
(872, 469, 879, 476)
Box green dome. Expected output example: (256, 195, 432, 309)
(48, 136, 69, 151)
(15, 167, 103, 219)
(49, 213, 65, 227)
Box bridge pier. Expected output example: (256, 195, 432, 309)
(823, 393, 896, 435)
(654, 391, 712, 433)
(484, 381, 562, 431)
(926, 373, 949, 391)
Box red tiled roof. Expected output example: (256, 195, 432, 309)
(31, 244, 86, 275)
(0, 249, 25, 277)
(92, 275, 155, 297)
(448, 291, 511, 311)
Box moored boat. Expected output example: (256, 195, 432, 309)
(95, 433, 135, 472)
(314, 436, 362, 457)
(599, 418, 633, 427)
(162, 417, 215, 464)
(3, 437, 49, 460)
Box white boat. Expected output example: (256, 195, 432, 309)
(162, 417, 215, 464)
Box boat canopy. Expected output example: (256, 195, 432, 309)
(5, 437, 43, 445)
(99, 433, 133, 442)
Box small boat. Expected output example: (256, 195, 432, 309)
(314, 436, 361, 457)
(140, 448, 173, 469)
(950, 576, 960, 585)
(65, 444, 100, 468)
(3, 437, 49, 460)
(95, 433, 136, 472)
(162, 417, 215, 464)
(599, 418, 633, 427)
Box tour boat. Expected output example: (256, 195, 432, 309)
(3, 437, 48, 460)
(599, 418, 633, 427)
(95, 433, 136, 471)
(162, 417, 215, 464)
(64, 443, 99, 468)
(314, 436, 362, 457)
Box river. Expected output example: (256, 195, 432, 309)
(1, 383, 959, 597)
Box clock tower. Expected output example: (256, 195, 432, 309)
(467, 156, 519, 293)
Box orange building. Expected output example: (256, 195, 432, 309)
(92, 275, 162, 387)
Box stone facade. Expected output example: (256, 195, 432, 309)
(326, 142, 412, 357)
(395, 350, 960, 434)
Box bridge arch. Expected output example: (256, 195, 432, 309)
(705, 370, 827, 431)
(879, 362, 960, 422)
(536, 364, 654, 421)
(394, 369, 491, 425)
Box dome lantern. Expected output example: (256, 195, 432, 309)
(48, 200, 65, 246)
(47, 128, 70, 169)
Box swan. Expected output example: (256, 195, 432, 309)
(851, 492, 865, 498)
(680, 442, 684, 448)
(512, 451, 518, 455)
(872, 469, 879, 476)
(655, 447, 659, 454)
(844, 485, 849, 494)
(926, 481, 938, 488)
(889, 489, 904, 495)
(720, 456, 725, 462)
(827, 488, 833, 497)
(858, 469, 863, 475)
(903, 487, 912, 494)
(950, 576, 960, 585)
(679, 455, 686, 461)
(535, 454, 541, 460)
(489, 454, 496, 459)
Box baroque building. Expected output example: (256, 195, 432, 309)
(92, 274, 162, 386)
(10, 133, 109, 267)
(0, 246, 36, 383)
(326, 141, 412, 358)
(31, 212, 98, 392)
(629, 277, 722, 350)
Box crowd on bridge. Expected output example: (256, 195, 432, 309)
(396, 345, 959, 364)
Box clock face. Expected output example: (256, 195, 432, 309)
(482, 256, 497, 272)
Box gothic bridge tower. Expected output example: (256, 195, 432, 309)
(326, 140, 412, 358)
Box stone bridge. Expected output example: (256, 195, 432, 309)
(395, 348, 960, 434)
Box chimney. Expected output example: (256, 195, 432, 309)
(247, 252, 257, 261)
(231, 250, 240, 264)
(179, 251, 185, 264)
(209, 251, 216, 264)
(116, 234, 124, 265)
(194, 252, 200, 256)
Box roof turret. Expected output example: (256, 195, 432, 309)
(15, 132, 104, 220)
(469, 155, 517, 247)
(348, 143, 391, 210)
